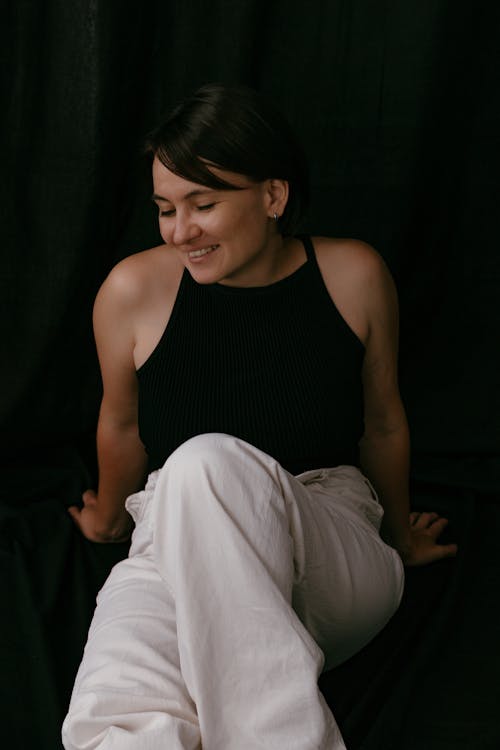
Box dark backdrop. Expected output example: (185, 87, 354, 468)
(2, 2, 499, 748)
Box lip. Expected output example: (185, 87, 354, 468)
(185, 244, 220, 262)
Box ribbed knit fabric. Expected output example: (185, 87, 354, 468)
(136, 236, 365, 475)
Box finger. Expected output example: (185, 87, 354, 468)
(410, 512, 421, 525)
(431, 542, 458, 561)
(426, 517, 450, 539)
(405, 542, 458, 566)
(67, 506, 82, 526)
(411, 511, 439, 529)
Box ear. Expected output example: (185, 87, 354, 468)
(264, 179, 289, 219)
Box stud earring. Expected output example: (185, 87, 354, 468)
(273, 212, 279, 221)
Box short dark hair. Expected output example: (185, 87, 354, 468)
(144, 83, 309, 235)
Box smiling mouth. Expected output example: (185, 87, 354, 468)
(188, 245, 219, 259)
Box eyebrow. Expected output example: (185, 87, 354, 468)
(151, 188, 215, 203)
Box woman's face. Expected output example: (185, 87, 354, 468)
(152, 157, 287, 287)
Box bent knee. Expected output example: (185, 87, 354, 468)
(164, 432, 260, 476)
(157, 432, 283, 514)
(169, 432, 235, 462)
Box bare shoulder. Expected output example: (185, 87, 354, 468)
(311, 236, 397, 345)
(313, 236, 390, 282)
(95, 243, 182, 312)
(94, 244, 185, 371)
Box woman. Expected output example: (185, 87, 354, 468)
(63, 83, 457, 750)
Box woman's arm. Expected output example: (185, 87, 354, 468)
(68, 265, 149, 542)
(358, 249, 457, 565)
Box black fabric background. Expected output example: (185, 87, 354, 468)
(1, 2, 499, 748)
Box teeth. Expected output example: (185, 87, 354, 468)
(189, 245, 218, 258)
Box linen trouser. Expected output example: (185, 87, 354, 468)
(62, 433, 404, 750)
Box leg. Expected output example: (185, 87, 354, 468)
(152, 433, 357, 750)
(62, 479, 201, 750)
(64, 435, 403, 750)
(291, 465, 404, 670)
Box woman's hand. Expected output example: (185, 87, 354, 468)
(68, 490, 133, 543)
(399, 511, 458, 567)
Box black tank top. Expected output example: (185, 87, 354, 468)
(136, 236, 365, 474)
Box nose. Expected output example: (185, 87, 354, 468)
(171, 209, 202, 246)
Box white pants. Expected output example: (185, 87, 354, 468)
(62, 433, 404, 750)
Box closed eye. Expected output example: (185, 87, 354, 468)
(159, 203, 216, 217)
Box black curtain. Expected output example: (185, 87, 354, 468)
(2, 2, 499, 748)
